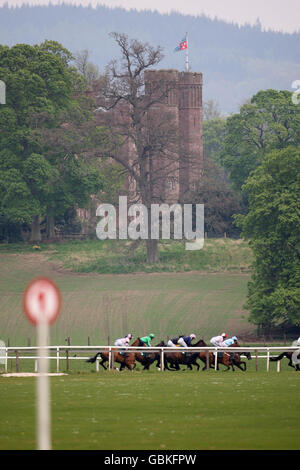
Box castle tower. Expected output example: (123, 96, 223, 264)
(144, 69, 180, 204)
(178, 72, 203, 201)
(144, 69, 203, 204)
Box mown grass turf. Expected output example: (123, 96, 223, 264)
(0, 371, 299, 450)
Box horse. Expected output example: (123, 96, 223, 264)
(86, 338, 140, 371)
(197, 340, 250, 371)
(163, 339, 206, 371)
(270, 351, 300, 371)
(134, 340, 166, 370)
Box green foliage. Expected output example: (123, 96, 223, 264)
(0, 41, 117, 241)
(236, 146, 300, 328)
(192, 158, 242, 237)
(203, 117, 226, 164)
(221, 90, 300, 190)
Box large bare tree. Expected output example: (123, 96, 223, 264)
(96, 32, 183, 263)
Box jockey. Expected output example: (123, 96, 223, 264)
(210, 333, 227, 347)
(222, 336, 238, 347)
(140, 333, 155, 347)
(167, 335, 185, 347)
(178, 334, 196, 348)
(114, 333, 133, 355)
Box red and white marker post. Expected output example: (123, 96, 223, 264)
(23, 277, 61, 450)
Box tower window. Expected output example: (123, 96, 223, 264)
(167, 178, 175, 190)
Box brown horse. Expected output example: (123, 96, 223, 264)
(86, 338, 140, 371)
(198, 340, 250, 371)
(163, 339, 207, 371)
(135, 340, 166, 370)
(270, 351, 300, 371)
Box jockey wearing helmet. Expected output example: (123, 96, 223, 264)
(177, 334, 196, 348)
(140, 333, 155, 347)
(210, 333, 227, 347)
(114, 333, 133, 355)
(114, 333, 132, 347)
(222, 336, 238, 347)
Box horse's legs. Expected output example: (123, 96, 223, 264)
(100, 359, 107, 370)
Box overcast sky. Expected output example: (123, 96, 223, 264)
(1, 0, 300, 33)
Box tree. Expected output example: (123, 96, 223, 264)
(203, 99, 221, 121)
(74, 49, 100, 86)
(0, 42, 75, 240)
(192, 158, 241, 237)
(97, 33, 181, 263)
(0, 41, 111, 241)
(203, 117, 226, 164)
(235, 146, 300, 330)
(221, 89, 300, 190)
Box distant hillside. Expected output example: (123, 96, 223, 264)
(0, 4, 299, 113)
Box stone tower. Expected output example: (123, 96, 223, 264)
(178, 71, 203, 201)
(144, 69, 203, 204)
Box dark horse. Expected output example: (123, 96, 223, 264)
(86, 338, 140, 371)
(198, 340, 251, 371)
(163, 339, 207, 371)
(270, 351, 300, 371)
(134, 340, 166, 370)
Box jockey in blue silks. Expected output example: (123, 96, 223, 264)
(222, 336, 238, 347)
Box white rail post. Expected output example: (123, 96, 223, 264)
(56, 347, 60, 373)
(160, 347, 164, 371)
(5, 347, 8, 373)
(96, 357, 99, 372)
(214, 348, 218, 370)
(267, 348, 270, 372)
(108, 347, 112, 370)
(277, 359, 281, 373)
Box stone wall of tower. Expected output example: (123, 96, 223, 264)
(178, 72, 203, 201)
(144, 69, 180, 204)
(144, 69, 203, 204)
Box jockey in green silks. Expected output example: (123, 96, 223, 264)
(140, 334, 155, 347)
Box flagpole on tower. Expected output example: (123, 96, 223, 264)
(185, 32, 189, 72)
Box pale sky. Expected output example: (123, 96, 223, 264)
(1, 0, 300, 33)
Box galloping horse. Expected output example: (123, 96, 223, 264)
(163, 339, 207, 371)
(134, 340, 166, 370)
(197, 340, 251, 371)
(270, 351, 300, 371)
(86, 338, 140, 371)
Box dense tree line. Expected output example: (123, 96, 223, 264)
(203, 91, 300, 330)
(0, 40, 122, 242)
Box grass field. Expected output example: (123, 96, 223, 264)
(0, 371, 299, 450)
(0, 239, 254, 346)
(0, 238, 253, 274)
(0, 239, 299, 452)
